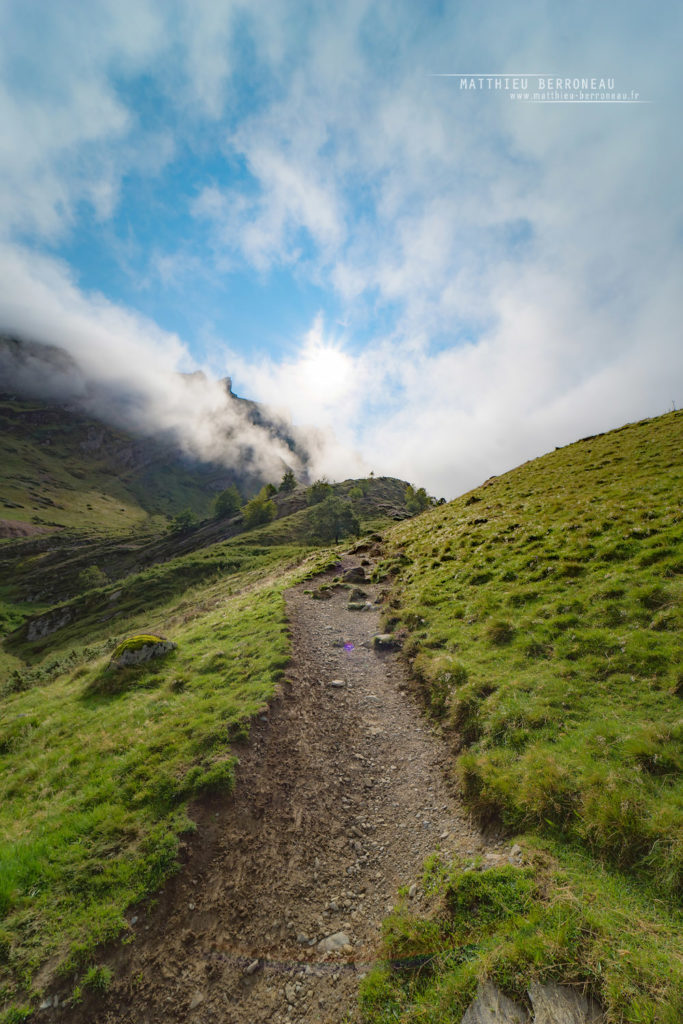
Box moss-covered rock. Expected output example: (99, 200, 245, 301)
(111, 634, 176, 667)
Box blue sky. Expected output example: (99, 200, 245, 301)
(0, 1, 681, 496)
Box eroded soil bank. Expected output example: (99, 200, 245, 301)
(48, 557, 495, 1023)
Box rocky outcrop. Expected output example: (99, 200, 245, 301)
(26, 605, 75, 641)
(528, 984, 603, 1024)
(462, 982, 528, 1023)
(460, 982, 603, 1024)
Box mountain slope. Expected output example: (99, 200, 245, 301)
(361, 410, 682, 1023)
(0, 411, 680, 1023)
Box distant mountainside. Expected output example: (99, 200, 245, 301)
(0, 335, 309, 534)
(0, 335, 417, 606)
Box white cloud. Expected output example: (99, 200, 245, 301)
(0, 245, 307, 479)
(0, 1, 680, 498)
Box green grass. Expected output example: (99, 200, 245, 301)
(360, 841, 683, 1024)
(0, 538, 333, 1014)
(364, 411, 683, 1021)
(2, 539, 305, 671)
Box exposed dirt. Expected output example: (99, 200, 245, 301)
(0, 518, 53, 538)
(48, 555, 498, 1024)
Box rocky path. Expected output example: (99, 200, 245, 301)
(50, 555, 494, 1024)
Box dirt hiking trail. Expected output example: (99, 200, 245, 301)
(50, 554, 501, 1024)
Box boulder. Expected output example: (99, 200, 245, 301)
(461, 982, 528, 1023)
(373, 633, 400, 650)
(342, 567, 366, 583)
(111, 634, 176, 668)
(317, 931, 351, 953)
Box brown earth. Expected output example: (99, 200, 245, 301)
(0, 518, 52, 538)
(46, 555, 502, 1024)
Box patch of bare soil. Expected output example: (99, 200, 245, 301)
(48, 556, 497, 1024)
(0, 518, 52, 538)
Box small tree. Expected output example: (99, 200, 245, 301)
(243, 493, 277, 529)
(405, 484, 430, 515)
(212, 484, 242, 518)
(169, 508, 198, 534)
(309, 496, 360, 544)
(279, 469, 296, 492)
(77, 565, 107, 590)
(307, 478, 332, 505)
(263, 482, 277, 497)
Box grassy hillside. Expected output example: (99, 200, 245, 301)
(362, 411, 682, 1023)
(0, 432, 415, 1017)
(0, 539, 337, 1018)
(1, 408, 680, 1022)
(0, 396, 222, 536)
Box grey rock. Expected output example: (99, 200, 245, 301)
(189, 991, 205, 1010)
(528, 983, 603, 1024)
(342, 567, 366, 583)
(461, 981, 528, 1023)
(244, 959, 260, 975)
(373, 633, 400, 649)
(27, 607, 74, 641)
(318, 931, 351, 953)
(328, 679, 346, 688)
(113, 639, 176, 667)
(408, 883, 418, 899)
(285, 982, 297, 1003)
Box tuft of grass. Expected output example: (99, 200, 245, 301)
(81, 964, 112, 992)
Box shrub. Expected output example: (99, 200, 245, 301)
(168, 508, 197, 535)
(279, 470, 296, 492)
(212, 485, 242, 518)
(242, 493, 277, 529)
(306, 479, 332, 505)
(77, 566, 108, 590)
(308, 496, 360, 544)
(405, 484, 431, 515)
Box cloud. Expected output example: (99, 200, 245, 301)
(0, 0, 167, 240)
(0, 1, 680, 499)
(0, 246, 309, 480)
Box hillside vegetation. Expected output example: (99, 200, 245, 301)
(0, 545, 325, 1016)
(0, 445, 415, 1017)
(362, 411, 682, 1023)
(0, 396, 224, 535)
(0, 407, 680, 1022)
